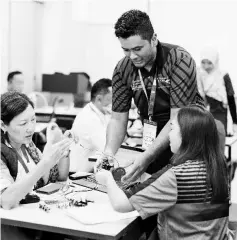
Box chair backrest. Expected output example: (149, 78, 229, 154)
(28, 92, 48, 108)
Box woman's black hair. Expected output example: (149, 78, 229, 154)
(1, 92, 34, 143)
(171, 105, 228, 202)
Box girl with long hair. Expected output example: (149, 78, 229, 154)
(96, 105, 230, 240)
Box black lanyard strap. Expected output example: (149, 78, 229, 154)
(138, 69, 157, 121)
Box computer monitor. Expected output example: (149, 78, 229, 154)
(42, 72, 90, 94)
(42, 73, 78, 93)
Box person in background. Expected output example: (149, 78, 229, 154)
(96, 105, 230, 240)
(69, 78, 112, 173)
(197, 47, 237, 134)
(1, 91, 73, 239)
(7, 71, 24, 93)
(95, 9, 204, 182)
(125, 99, 143, 147)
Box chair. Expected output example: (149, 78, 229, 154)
(28, 92, 48, 108)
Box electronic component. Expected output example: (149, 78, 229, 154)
(112, 167, 126, 182)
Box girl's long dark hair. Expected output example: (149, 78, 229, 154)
(171, 105, 228, 202)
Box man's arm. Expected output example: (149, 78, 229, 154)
(104, 111, 129, 155)
(124, 48, 200, 182)
(123, 108, 179, 182)
(141, 108, 179, 165)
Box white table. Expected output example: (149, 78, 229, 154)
(35, 106, 82, 116)
(0, 189, 142, 240)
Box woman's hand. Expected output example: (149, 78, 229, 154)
(63, 129, 79, 143)
(95, 169, 113, 186)
(46, 122, 63, 144)
(42, 138, 73, 168)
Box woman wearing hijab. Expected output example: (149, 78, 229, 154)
(197, 47, 237, 134)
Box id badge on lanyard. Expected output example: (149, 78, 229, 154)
(138, 70, 157, 149)
(143, 119, 157, 149)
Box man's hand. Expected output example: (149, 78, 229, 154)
(122, 153, 150, 183)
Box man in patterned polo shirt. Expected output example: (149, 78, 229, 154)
(96, 9, 204, 182)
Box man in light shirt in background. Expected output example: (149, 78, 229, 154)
(69, 78, 112, 173)
(7, 71, 24, 93)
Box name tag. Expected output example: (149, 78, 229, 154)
(142, 119, 157, 149)
(131, 79, 142, 91)
(157, 77, 170, 85)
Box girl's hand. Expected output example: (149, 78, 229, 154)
(95, 169, 113, 186)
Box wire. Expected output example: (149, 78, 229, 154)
(78, 143, 119, 167)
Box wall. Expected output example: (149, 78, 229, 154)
(150, 0, 237, 90)
(2, 1, 43, 94)
(41, 0, 148, 84)
(4, 0, 237, 92)
(0, 0, 10, 93)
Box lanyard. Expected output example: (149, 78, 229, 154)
(138, 69, 157, 121)
(15, 147, 30, 174)
(5, 135, 30, 174)
(21, 145, 30, 163)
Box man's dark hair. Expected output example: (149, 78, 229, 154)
(7, 71, 22, 82)
(114, 9, 154, 41)
(91, 78, 112, 101)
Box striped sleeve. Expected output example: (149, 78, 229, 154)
(129, 169, 177, 219)
(173, 161, 212, 203)
(112, 58, 133, 112)
(169, 48, 199, 108)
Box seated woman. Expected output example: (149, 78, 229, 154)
(96, 105, 230, 240)
(1, 92, 73, 239)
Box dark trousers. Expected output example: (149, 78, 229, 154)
(207, 96, 228, 134)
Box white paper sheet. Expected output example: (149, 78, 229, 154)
(64, 203, 139, 225)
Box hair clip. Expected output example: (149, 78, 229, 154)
(39, 203, 51, 213)
(44, 200, 60, 205)
(56, 201, 72, 209)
